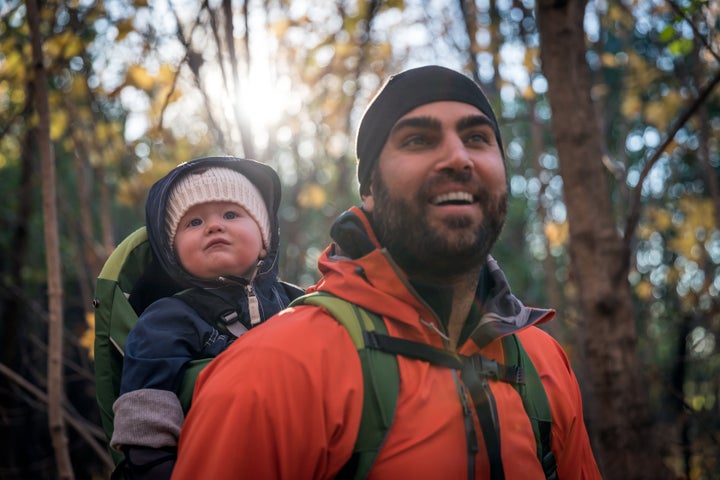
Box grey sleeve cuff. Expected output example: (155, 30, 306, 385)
(110, 388, 184, 451)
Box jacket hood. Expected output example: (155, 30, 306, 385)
(145, 156, 283, 290)
(312, 207, 553, 348)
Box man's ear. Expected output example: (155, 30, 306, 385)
(361, 187, 375, 212)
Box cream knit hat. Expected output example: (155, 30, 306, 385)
(165, 167, 271, 251)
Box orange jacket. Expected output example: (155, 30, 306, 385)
(173, 207, 601, 479)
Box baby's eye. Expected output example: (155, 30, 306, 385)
(183, 218, 202, 229)
(224, 211, 239, 220)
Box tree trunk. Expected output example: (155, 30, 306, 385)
(26, 0, 75, 478)
(536, 1, 674, 478)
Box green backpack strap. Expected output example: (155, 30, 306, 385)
(289, 293, 557, 480)
(290, 292, 399, 480)
(94, 227, 154, 467)
(502, 334, 557, 480)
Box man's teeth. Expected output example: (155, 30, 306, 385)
(431, 192, 474, 205)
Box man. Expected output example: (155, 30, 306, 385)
(172, 65, 601, 479)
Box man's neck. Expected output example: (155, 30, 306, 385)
(411, 267, 482, 350)
(446, 271, 481, 349)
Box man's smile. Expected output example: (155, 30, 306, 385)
(430, 191, 476, 206)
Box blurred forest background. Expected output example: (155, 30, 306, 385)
(1, 0, 719, 479)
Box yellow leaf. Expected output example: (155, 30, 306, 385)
(297, 183, 327, 209)
(621, 95, 641, 118)
(521, 85, 535, 101)
(637, 223, 654, 240)
(127, 65, 155, 90)
(601, 52, 617, 67)
(1, 49, 26, 79)
(544, 221, 568, 248)
(653, 209, 672, 231)
(157, 64, 177, 84)
(269, 19, 291, 37)
(644, 101, 671, 131)
(635, 280, 653, 301)
(50, 110, 68, 140)
(680, 197, 714, 231)
(334, 42, 355, 58)
(668, 197, 714, 259)
(65, 34, 84, 58)
(116, 18, 135, 42)
(523, 47, 539, 72)
(80, 311, 95, 360)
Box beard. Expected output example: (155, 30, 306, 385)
(370, 169, 507, 281)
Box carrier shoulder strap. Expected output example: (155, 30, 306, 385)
(290, 292, 556, 480)
(170, 287, 252, 410)
(174, 287, 250, 337)
(501, 334, 558, 480)
(290, 292, 399, 480)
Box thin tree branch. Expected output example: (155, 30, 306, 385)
(0, 362, 113, 470)
(622, 68, 720, 255)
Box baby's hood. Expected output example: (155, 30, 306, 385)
(145, 156, 283, 289)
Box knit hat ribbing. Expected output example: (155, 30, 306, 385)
(355, 65, 504, 196)
(165, 167, 271, 251)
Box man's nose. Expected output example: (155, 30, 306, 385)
(436, 135, 472, 172)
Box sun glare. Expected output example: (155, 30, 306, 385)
(202, 62, 293, 151)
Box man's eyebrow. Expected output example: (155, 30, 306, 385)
(456, 114, 495, 132)
(390, 116, 441, 134)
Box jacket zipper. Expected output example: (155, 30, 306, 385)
(246, 283, 261, 326)
(217, 258, 263, 327)
(456, 372, 478, 480)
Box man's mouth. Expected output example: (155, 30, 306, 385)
(430, 191, 476, 206)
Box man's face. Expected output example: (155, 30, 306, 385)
(363, 101, 508, 281)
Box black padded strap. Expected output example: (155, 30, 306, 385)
(175, 288, 249, 337)
(363, 331, 463, 370)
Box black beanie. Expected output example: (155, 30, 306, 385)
(356, 65, 504, 196)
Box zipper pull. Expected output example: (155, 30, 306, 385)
(247, 284, 261, 326)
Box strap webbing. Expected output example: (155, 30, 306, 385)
(175, 288, 249, 337)
(291, 293, 556, 480)
(460, 360, 504, 480)
(502, 334, 557, 480)
(291, 293, 399, 480)
(363, 331, 463, 369)
(364, 331, 512, 480)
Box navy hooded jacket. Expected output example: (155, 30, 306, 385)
(120, 156, 304, 395)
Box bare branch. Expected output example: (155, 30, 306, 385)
(622, 68, 720, 254)
(0, 362, 113, 470)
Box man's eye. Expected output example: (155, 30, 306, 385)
(401, 134, 430, 147)
(465, 132, 492, 146)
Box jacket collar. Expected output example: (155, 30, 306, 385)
(322, 207, 554, 348)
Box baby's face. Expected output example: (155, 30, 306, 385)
(174, 201, 264, 279)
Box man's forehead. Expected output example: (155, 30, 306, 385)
(397, 101, 489, 121)
(392, 101, 494, 131)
